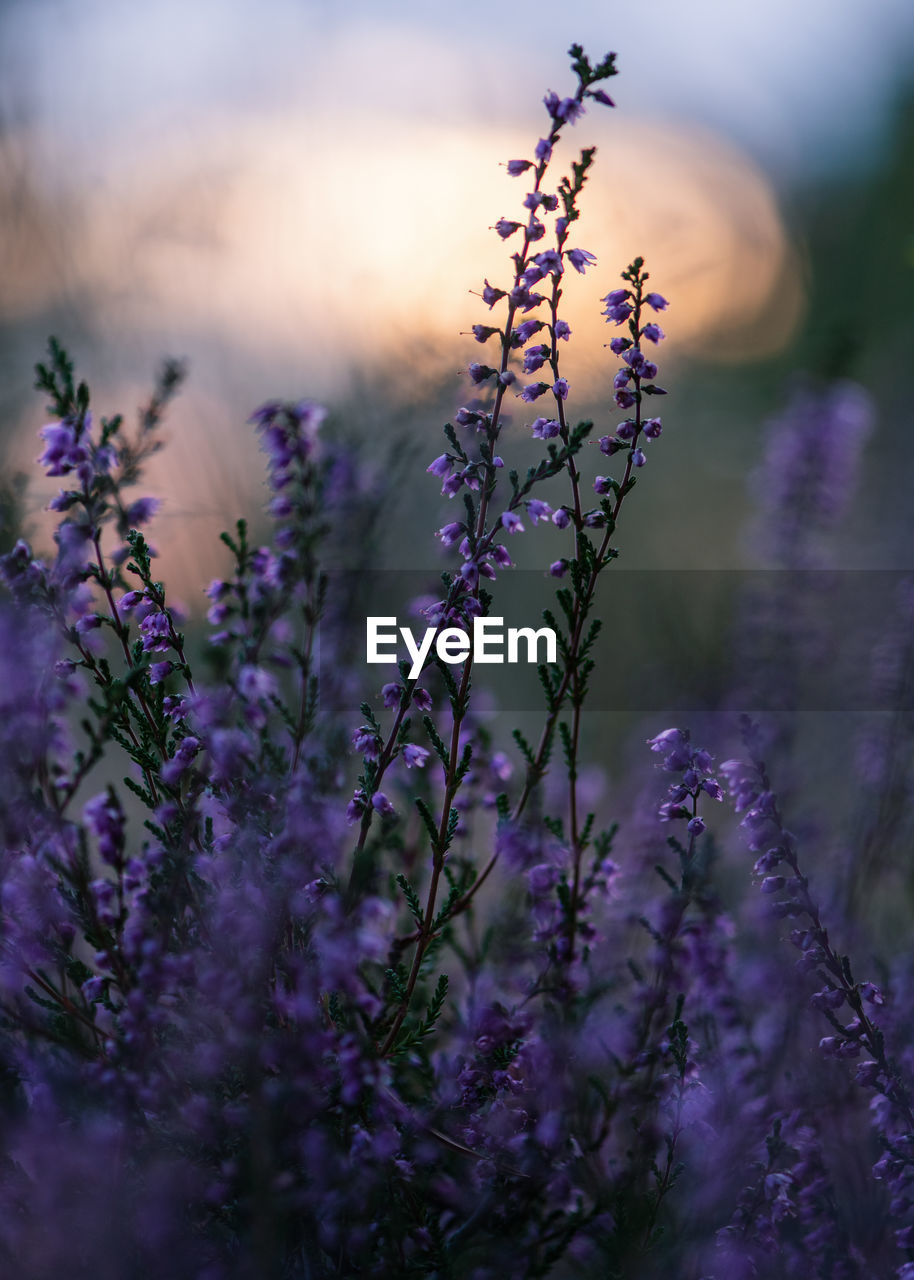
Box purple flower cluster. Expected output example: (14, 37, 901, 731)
(0, 41, 909, 1280)
(598, 261, 668, 471)
(648, 727, 722, 833)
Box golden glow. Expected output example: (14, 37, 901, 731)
(2, 111, 801, 382)
(4, 107, 802, 595)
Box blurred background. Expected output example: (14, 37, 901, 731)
(2, 0, 914, 655)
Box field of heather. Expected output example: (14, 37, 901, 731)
(2, 6, 914, 1277)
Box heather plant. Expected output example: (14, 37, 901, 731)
(0, 40, 910, 1280)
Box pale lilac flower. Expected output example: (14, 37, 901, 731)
(526, 499, 552, 525)
(567, 249, 596, 274)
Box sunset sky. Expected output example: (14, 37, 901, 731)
(2, 0, 913, 590)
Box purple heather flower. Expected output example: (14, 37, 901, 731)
(549, 560, 568, 577)
(643, 417, 663, 440)
(531, 416, 560, 439)
(381, 683, 401, 708)
(514, 319, 544, 343)
(535, 138, 553, 163)
(552, 508, 571, 529)
(55, 522, 93, 577)
(468, 363, 495, 385)
(491, 543, 512, 568)
(526, 499, 552, 525)
(291, 399, 326, 437)
(139, 611, 172, 652)
(48, 489, 77, 512)
(472, 324, 499, 343)
(615, 389, 637, 410)
(124, 496, 161, 526)
(605, 302, 633, 324)
(84, 790, 126, 867)
(856, 1060, 881, 1087)
(442, 474, 463, 498)
(520, 382, 549, 403)
(402, 744, 429, 769)
(427, 454, 453, 478)
(594, 476, 613, 496)
(346, 789, 367, 823)
(506, 159, 532, 176)
(645, 291, 669, 311)
(352, 727, 381, 759)
(501, 511, 524, 534)
(148, 661, 172, 685)
(38, 419, 90, 477)
(810, 987, 846, 1011)
(461, 561, 480, 589)
(238, 665, 277, 701)
(163, 694, 188, 721)
(371, 791, 394, 816)
(494, 218, 521, 239)
(567, 248, 597, 274)
(270, 494, 294, 518)
(642, 322, 665, 343)
(750, 380, 873, 570)
(553, 378, 569, 400)
(160, 735, 201, 786)
(648, 727, 688, 753)
(438, 522, 464, 548)
(546, 94, 583, 124)
(412, 687, 433, 712)
(534, 249, 563, 276)
(760, 875, 786, 894)
(609, 336, 630, 355)
(555, 319, 571, 341)
(496, 821, 541, 870)
(481, 279, 506, 307)
(523, 344, 551, 374)
(527, 863, 559, 897)
(485, 752, 512, 784)
(498, 370, 516, 387)
(207, 600, 230, 626)
(247, 400, 282, 427)
(599, 436, 623, 455)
